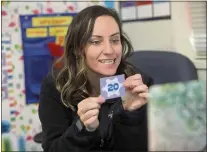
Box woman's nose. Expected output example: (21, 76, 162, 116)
(102, 41, 114, 54)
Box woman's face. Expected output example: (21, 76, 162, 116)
(84, 15, 122, 76)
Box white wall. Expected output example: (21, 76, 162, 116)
(123, 20, 174, 51)
(120, 2, 206, 80)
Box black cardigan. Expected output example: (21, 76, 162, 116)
(38, 70, 153, 152)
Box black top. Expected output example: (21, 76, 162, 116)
(38, 70, 153, 152)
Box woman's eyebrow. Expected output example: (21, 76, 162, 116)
(91, 32, 120, 38)
(110, 32, 120, 37)
(91, 35, 102, 38)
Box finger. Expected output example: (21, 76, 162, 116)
(138, 92, 149, 99)
(123, 74, 142, 87)
(125, 74, 142, 82)
(132, 85, 148, 94)
(89, 96, 105, 104)
(97, 95, 105, 104)
(84, 115, 98, 128)
(130, 99, 147, 111)
(80, 109, 99, 122)
(129, 74, 142, 80)
(123, 79, 143, 89)
(128, 100, 143, 111)
(78, 97, 104, 115)
(139, 98, 147, 106)
(78, 102, 99, 116)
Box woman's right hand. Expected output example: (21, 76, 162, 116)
(77, 96, 105, 131)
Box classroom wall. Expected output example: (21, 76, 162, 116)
(123, 20, 174, 50)
(120, 2, 206, 80)
(1, 1, 206, 151)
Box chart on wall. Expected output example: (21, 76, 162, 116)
(20, 13, 76, 104)
(120, 0, 171, 22)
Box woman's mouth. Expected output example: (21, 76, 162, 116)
(98, 59, 115, 65)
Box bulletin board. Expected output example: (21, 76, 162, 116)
(120, 1, 171, 22)
(20, 13, 76, 104)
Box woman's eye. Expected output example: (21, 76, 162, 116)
(111, 39, 120, 44)
(90, 40, 101, 45)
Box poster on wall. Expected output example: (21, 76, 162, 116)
(120, 0, 171, 22)
(20, 13, 77, 104)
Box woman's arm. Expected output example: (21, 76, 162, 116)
(112, 72, 153, 151)
(38, 74, 99, 152)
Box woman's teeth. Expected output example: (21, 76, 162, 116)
(99, 59, 114, 64)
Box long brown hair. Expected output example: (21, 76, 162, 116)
(53, 5, 136, 111)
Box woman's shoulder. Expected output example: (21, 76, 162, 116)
(42, 72, 56, 89)
(39, 72, 74, 124)
(39, 72, 74, 111)
(40, 72, 61, 99)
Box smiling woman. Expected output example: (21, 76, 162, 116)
(55, 5, 136, 109)
(85, 16, 122, 77)
(38, 5, 153, 152)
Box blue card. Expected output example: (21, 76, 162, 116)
(100, 74, 125, 100)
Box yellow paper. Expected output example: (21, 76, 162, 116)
(26, 28, 47, 38)
(32, 16, 73, 27)
(56, 36, 65, 46)
(49, 27, 68, 36)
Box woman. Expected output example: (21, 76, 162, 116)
(38, 5, 153, 152)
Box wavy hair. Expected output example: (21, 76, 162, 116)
(53, 5, 136, 111)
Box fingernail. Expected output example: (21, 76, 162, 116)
(99, 96, 105, 103)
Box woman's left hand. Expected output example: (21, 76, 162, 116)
(122, 74, 149, 111)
